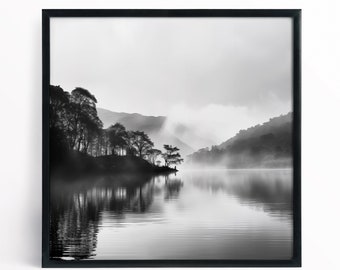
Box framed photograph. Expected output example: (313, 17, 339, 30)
(42, 9, 301, 267)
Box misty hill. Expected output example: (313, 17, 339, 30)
(187, 112, 293, 168)
(97, 108, 195, 156)
(98, 108, 165, 134)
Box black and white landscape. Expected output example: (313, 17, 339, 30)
(49, 17, 293, 260)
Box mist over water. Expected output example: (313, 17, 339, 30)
(50, 169, 292, 260)
(185, 157, 293, 170)
(49, 17, 294, 262)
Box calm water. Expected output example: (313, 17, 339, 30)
(50, 169, 292, 260)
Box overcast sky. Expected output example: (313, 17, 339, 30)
(50, 17, 292, 145)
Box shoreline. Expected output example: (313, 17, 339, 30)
(51, 152, 178, 180)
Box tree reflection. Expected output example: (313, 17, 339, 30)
(50, 172, 182, 260)
(164, 175, 184, 200)
(50, 191, 100, 260)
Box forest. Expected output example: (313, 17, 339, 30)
(187, 112, 293, 168)
(49, 85, 183, 173)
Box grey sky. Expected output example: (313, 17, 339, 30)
(50, 17, 292, 145)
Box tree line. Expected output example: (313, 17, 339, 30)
(49, 85, 183, 167)
(187, 112, 292, 167)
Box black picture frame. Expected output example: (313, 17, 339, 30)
(42, 9, 301, 268)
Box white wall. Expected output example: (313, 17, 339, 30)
(1, 0, 339, 269)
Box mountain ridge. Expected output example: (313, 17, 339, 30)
(97, 108, 195, 157)
(187, 112, 292, 168)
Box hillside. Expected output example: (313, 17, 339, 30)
(187, 112, 293, 168)
(97, 108, 195, 156)
(97, 108, 165, 134)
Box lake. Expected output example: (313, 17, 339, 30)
(50, 169, 292, 260)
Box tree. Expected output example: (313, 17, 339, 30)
(124, 131, 138, 156)
(130, 131, 154, 158)
(49, 85, 70, 130)
(107, 123, 128, 155)
(49, 85, 71, 157)
(68, 87, 103, 152)
(51, 84, 187, 165)
(162, 144, 184, 168)
(146, 148, 162, 164)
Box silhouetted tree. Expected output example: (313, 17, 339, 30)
(49, 84, 185, 171)
(124, 131, 138, 156)
(107, 123, 128, 156)
(130, 131, 154, 158)
(49, 85, 104, 158)
(49, 85, 71, 160)
(162, 145, 184, 167)
(68, 87, 102, 152)
(49, 85, 70, 130)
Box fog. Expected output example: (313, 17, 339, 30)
(50, 17, 293, 167)
(163, 103, 290, 150)
(184, 156, 293, 169)
(51, 17, 292, 151)
(48, 16, 294, 262)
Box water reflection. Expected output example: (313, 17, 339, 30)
(191, 170, 292, 219)
(164, 175, 184, 201)
(50, 169, 292, 260)
(50, 173, 183, 259)
(50, 188, 100, 260)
